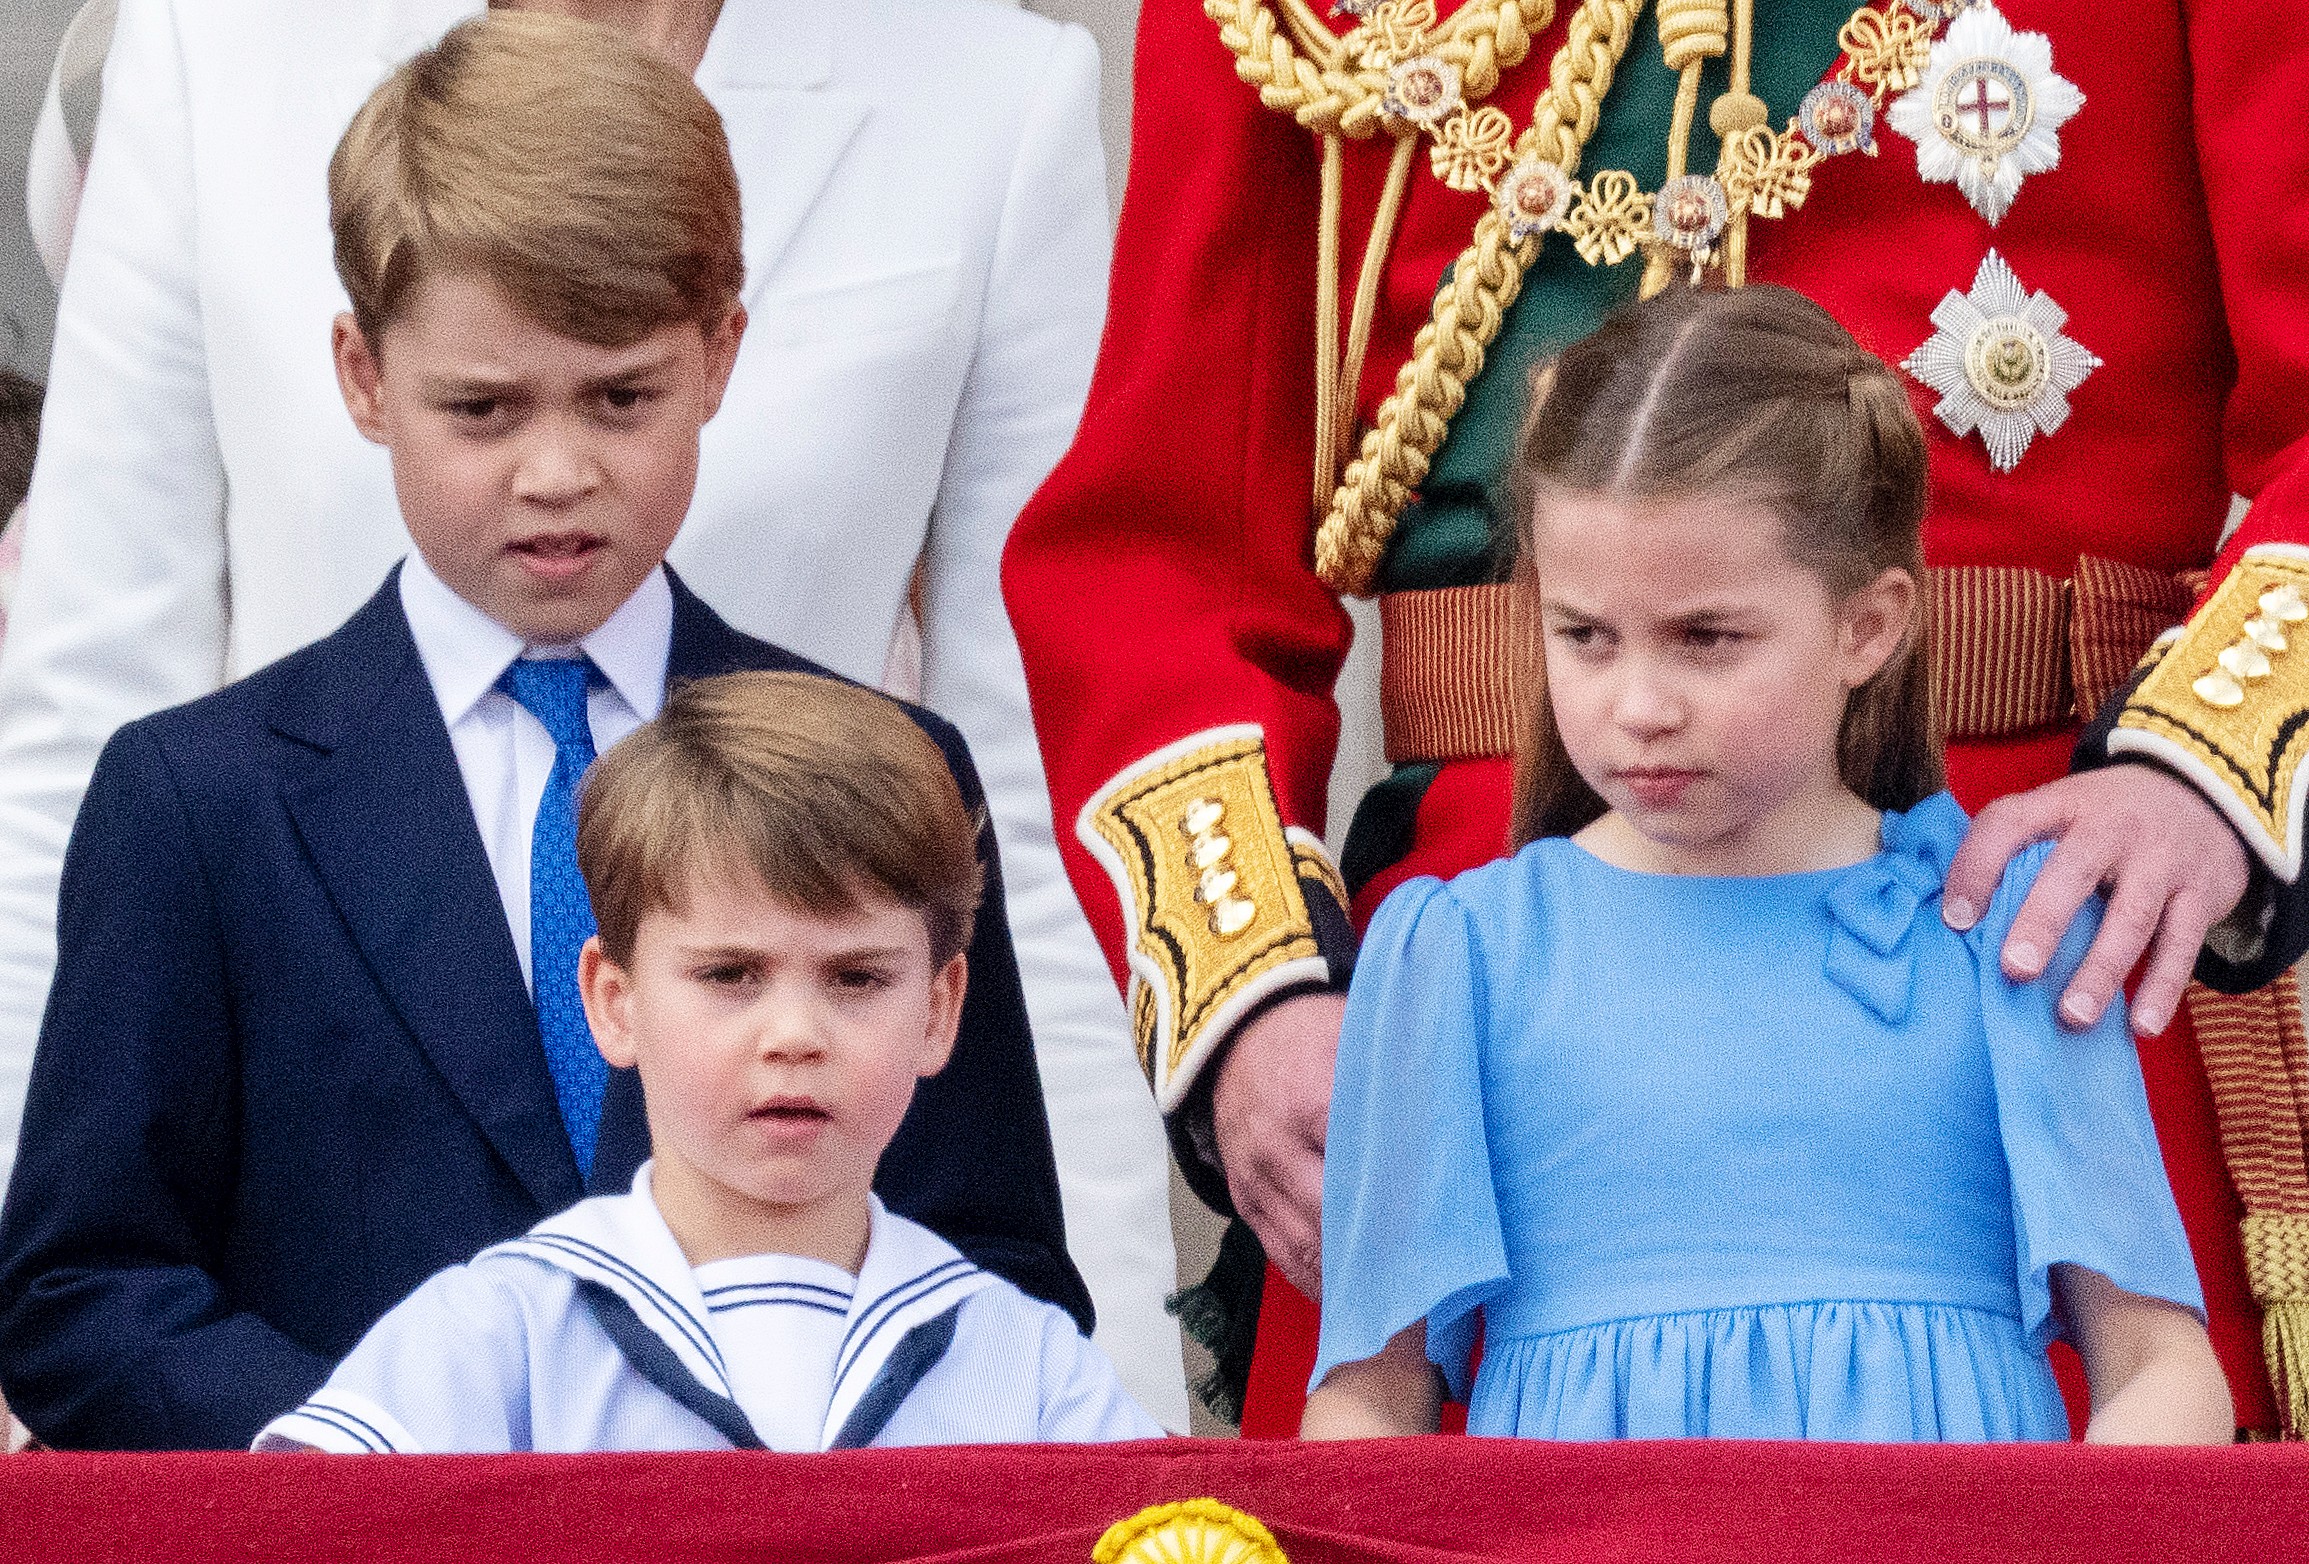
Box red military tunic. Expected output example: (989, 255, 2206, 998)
(1006, 0, 2309, 1435)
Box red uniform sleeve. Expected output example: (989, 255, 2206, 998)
(1002, 0, 1352, 994)
(2098, 4, 2309, 962)
(2192, 2, 2309, 570)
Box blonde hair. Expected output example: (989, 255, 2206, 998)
(576, 672, 984, 968)
(1507, 284, 1940, 847)
(329, 10, 743, 348)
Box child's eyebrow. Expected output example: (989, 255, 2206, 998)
(582, 349, 683, 392)
(819, 944, 913, 965)
(423, 372, 523, 397)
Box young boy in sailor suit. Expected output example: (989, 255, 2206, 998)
(0, 12, 1089, 1451)
(259, 672, 1161, 1452)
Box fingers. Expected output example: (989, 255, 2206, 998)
(2128, 910, 2202, 1038)
(2125, 870, 2243, 1035)
(2002, 827, 2117, 983)
(1945, 792, 2064, 931)
(1233, 1140, 1325, 1299)
(2052, 875, 2165, 1029)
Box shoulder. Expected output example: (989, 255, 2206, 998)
(950, 1274, 1163, 1436)
(680, 577, 982, 780)
(341, 1251, 573, 1374)
(1370, 842, 1566, 948)
(104, 586, 401, 783)
(676, 587, 982, 795)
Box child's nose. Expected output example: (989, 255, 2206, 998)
(1614, 662, 1686, 734)
(512, 423, 604, 507)
(755, 997, 829, 1061)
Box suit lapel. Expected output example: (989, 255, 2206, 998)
(695, 0, 869, 307)
(273, 577, 583, 1214)
(665, 567, 805, 682)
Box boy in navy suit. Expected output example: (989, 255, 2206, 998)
(0, 10, 1087, 1450)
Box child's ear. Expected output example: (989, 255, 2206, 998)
(331, 313, 391, 446)
(698, 305, 747, 421)
(917, 953, 967, 1079)
(1838, 566, 1918, 688)
(579, 936, 639, 1070)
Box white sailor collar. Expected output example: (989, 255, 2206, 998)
(489, 1165, 995, 1450)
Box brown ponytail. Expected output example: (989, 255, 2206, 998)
(1505, 284, 1940, 849)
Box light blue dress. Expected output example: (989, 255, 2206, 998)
(1313, 792, 2204, 1441)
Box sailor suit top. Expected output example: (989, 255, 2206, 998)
(256, 1166, 1161, 1453)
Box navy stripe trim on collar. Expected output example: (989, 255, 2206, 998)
(525, 1233, 728, 1384)
(702, 1278, 853, 1304)
(828, 1304, 961, 1450)
(576, 1280, 766, 1452)
(707, 1295, 848, 1317)
(834, 1259, 973, 1385)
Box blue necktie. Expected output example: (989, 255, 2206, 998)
(498, 656, 609, 1178)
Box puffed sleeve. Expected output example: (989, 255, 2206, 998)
(1312, 877, 1506, 1403)
(252, 1263, 530, 1454)
(1970, 844, 2207, 1348)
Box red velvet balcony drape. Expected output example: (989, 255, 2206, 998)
(6, 1438, 2309, 1563)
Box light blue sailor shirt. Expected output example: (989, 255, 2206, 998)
(255, 1165, 1162, 1453)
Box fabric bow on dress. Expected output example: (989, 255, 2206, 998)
(1822, 793, 1968, 1026)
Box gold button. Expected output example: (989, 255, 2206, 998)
(2219, 641, 2274, 680)
(2243, 615, 2289, 653)
(1208, 897, 1257, 938)
(1194, 867, 1239, 905)
(2195, 669, 2247, 707)
(2259, 584, 2308, 623)
(1179, 798, 1226, 838)
(1186, 833, 1233, 871)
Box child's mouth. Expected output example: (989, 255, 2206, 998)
(508, 532, 606, 580)
(750, 1099, 830, 1125)
(1617, 768, 1703, 808)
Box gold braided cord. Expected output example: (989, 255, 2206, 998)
(1314, 134, 1422, 511)
(1204, 0, 1540, 139)
(1314, 136, 1346, 515)
(2190, 971, 2309, 1436)
(1316, 0, 1645, 595)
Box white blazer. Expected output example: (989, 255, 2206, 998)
(0, 0, 1184, 1426)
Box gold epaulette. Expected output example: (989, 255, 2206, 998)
(2110, 544, 2309, 883)
(1079, 727, 1339, 1112)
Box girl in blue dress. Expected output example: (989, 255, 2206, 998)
(1303, 285, 2232, 1444)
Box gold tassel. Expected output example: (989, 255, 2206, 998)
(2244, 1212, 2309, 1438)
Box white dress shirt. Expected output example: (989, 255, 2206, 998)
(398, 555, 669, 989)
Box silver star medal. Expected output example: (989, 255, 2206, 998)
(1885, 2, 2082, 225)
(1902, 250, 2100, 472)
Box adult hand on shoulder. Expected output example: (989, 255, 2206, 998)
(1942, 765, 2249, 1038)
(1210, 989, 1345, 1301)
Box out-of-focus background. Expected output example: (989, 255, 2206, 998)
(2, 0, 78, 378)
(1, 0, 1140, 380)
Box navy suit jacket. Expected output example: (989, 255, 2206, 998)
(0, 569, 1090, 1449)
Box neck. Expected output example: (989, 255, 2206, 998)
(491, 0, 723, 74)
(1578, 780, 1885, 878)
(650, 1159, 873, 1274)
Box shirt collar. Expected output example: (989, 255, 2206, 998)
(398, 553, 672, 727)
